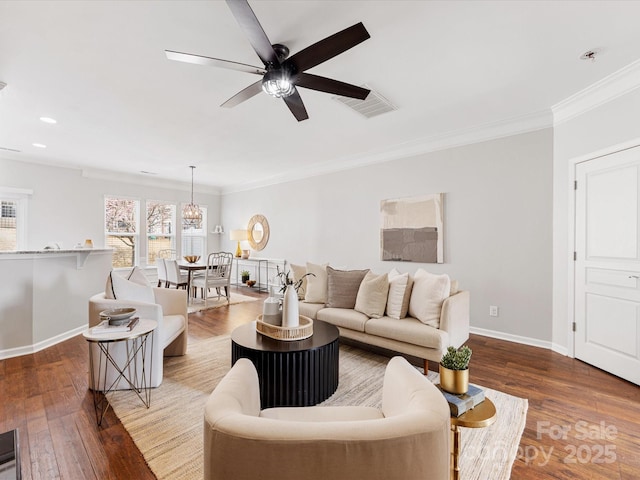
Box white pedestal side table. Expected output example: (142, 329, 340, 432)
(83, 319, 157, 426)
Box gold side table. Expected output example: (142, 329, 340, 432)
(450, 398, 497, 480)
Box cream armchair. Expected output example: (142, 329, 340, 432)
(204, 356, 450, 480)
(88, 287, 188, 389)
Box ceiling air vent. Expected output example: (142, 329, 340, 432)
(332, 85, 397, 118)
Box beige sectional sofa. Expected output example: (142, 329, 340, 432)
(294, 263, 470, 371)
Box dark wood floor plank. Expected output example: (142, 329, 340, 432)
(1, 285, 638, 479)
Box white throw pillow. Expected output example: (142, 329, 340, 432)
(290, 263, 308, 300)
(105, 266, 151, 299)
(408, 269, 451, 327)
(109, 269, 155, 304)
(386, 269, 413, 319)
(304, 262, 329, 304)
(355, 272, 389, 318)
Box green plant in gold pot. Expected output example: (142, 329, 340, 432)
(439, 346, 472, 394)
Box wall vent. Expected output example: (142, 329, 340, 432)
(332, 84, 397, 118)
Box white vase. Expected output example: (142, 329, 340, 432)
(282, 284, 299, 327)
(262, 287, 282, 326)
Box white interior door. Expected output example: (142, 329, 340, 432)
(575, 146, 640, 385)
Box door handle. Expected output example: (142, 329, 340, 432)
(629, 275, 640, 279)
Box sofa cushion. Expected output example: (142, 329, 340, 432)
(304, 262, 329, 304)
(355, 272, 389, 319)
(386, 269, 413, 319)
(109, 270, 155, 304)
(290, 263, 308, 300)
(408, 269, 451, 328)
(317, 308, 370, 332)
(260, 405, 383, 422)
(450, 279, 459, 296)
(299, 301, 326, 320)
(364, 316, 447, 350)
(326, 266, 369, 309)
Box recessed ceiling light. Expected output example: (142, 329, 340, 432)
(32, 143, 47, 148)
(40, 117, 57, 124)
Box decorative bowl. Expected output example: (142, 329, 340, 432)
(99, 307, 137, 325)
(246, 280, 256, 287)
(184, 255, 200, 263)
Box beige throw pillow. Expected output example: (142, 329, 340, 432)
(386, 269, 413, 319)
(355, 272, 389, 318)
(304, 262, 329, 304)
(290, 263, 308, 300)
(408, 269, 451, 328)
(326, 266, 369, 309)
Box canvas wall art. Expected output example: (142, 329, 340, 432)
(380, 193, 444, 263)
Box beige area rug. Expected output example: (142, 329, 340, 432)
(187, 292, 257, 313)
(109, 335, 528, 480)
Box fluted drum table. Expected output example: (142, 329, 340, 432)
(231, 319, 339, 408)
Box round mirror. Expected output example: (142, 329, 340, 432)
(247, 214, 269, 251)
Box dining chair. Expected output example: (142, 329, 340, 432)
(165, 259, 189, 289)
(158, 249, 176, 260)
(156, 258, 168, 287)
(192, 252, 233, 302)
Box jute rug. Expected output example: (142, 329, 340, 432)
(109, 335, 527, 480)
(187, 292, 257, 313)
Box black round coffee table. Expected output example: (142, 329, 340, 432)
(231, 319, 339, 408)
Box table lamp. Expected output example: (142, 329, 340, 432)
(230, 229, 248, 257)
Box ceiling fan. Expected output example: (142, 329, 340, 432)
(165, 0, 371, 122)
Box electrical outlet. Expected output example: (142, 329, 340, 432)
(489, 305, 499, 317)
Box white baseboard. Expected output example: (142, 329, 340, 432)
(0, 325, 86, 360)
(469, 326, 556, 351)
(551, 342, 570, 357)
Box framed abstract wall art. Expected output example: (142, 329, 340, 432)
(380, 193, 444, 263)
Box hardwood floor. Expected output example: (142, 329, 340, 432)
(1, 286, 638, 479)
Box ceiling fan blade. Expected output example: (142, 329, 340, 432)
(220, 80, 264, 108)
(283, 89, 309, 122)
(295, 73, 370, 100)
(226, 0, 279, 66)
(165, 50, 266, 75)
(285, 22, 370, 73)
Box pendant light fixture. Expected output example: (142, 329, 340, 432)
(183, 165, 203, 227)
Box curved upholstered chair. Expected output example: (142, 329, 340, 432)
(204, 356, 450, 480)
(88, 282, 188, 390)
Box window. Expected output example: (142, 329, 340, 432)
(181, 205, 207, 258)
(147, 201, 176, 265)
(105, 196, 139, 268)
(0, 200, 18, 251)
(0, 187, 30, 251)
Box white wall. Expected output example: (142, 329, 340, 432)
(552, 87, 640, 354)
(223, 128, 554, 343)
(0, 158, 222, 260)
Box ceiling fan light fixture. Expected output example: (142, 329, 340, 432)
(262, 68, 295, 98)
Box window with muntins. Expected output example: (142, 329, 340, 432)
(147, 201, 176, 265)
(105, 196, 139, 268)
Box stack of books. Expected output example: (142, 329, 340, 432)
(437, 384, 485, 417)
(91, 317, 139, 334)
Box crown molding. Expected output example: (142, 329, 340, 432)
(221, 109, 552, 194)
(552, 59, 640, 125)
(82, 167, 219, 195)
